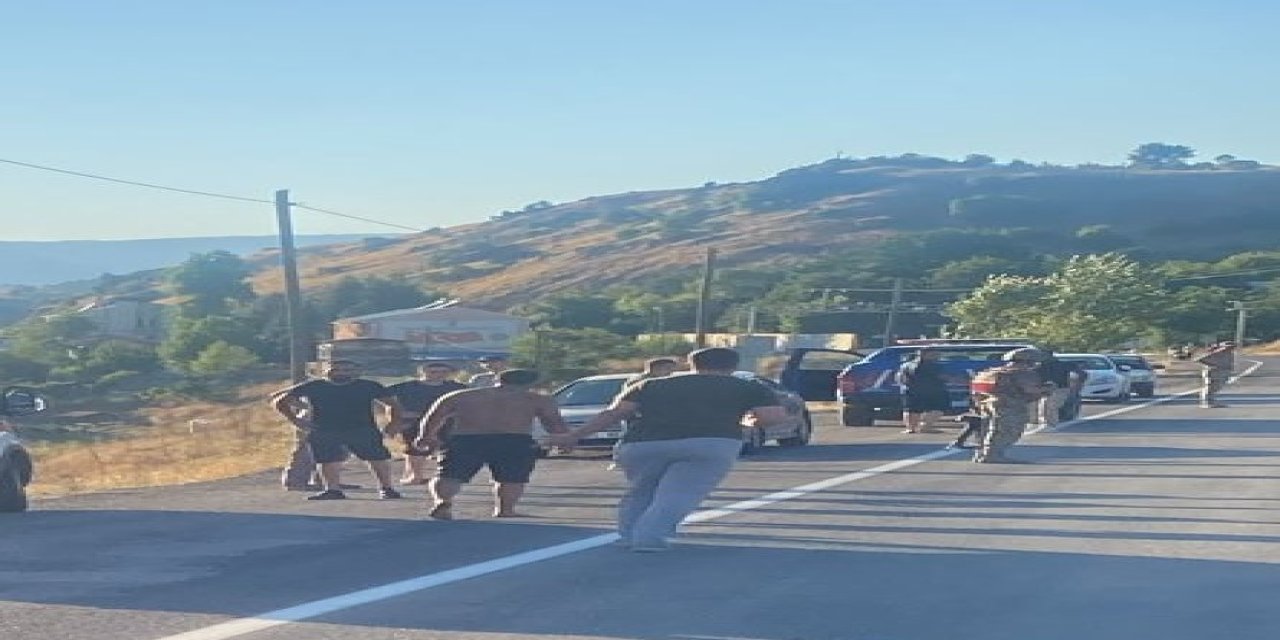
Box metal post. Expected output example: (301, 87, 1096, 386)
(694, 247, 718, 348)
(882, 278, 904, 347)
(275, 190, 308, 383)
(746, 305, 758, 335)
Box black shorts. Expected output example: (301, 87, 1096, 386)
(438, 434, 538, 484)
(903, 390, 951, 413)
(307, 428, 392, 464)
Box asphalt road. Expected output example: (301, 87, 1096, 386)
(4, 361, 1279, 640)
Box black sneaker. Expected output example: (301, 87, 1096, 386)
(379, 487, 403, 500)
(306, 489, 347, 501)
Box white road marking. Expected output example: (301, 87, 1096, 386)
(154, 359, 1266, 640)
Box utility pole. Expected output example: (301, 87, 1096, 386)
(882, 278, 905, 347)
(1228, 300, 1251, 348)
(694, 247, 718, 348)
(746, 305, 758, 335)
(275, 189, 308, 383)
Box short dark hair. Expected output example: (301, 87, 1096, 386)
(688, 347, 740, 371)
(645, 357, 679, 368)
(498, 369, 540, 386)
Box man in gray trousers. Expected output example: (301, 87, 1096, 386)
(559, 348, 787, 552)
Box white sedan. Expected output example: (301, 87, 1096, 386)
(1054, 354, 1132, 403)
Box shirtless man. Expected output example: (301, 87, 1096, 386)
(416, 368, 570, 519)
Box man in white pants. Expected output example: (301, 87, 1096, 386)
(559, 348, 787, 552)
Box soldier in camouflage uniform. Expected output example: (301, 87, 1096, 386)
(972, 348, 1049, 464)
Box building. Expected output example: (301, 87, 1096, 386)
(332, 305, 529, 360)
(72, 298, 166, 342)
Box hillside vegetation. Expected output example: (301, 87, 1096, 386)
(238, 154, 1280, 308)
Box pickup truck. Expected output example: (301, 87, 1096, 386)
(781, 343, 1080, 426)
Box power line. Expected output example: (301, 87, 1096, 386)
(0, 157, 271, 204)
(293, 203, 423, 232)
(0, 157, 425, 232)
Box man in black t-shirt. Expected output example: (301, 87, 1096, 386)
(386, 362, 468, 485)
(271, 360, 405, 501)
(559, 348, 787, 552)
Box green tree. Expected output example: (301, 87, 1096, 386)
(514, 292, 638, 331)
(948, 254, 1165, 350)
(8, 314, 99, 367)
(0, 352, 50, 385)
(310, 276, 435, 321)
(189, 341, 260, 377)
(929, 256, 1042, 289)
(511, 328, 640, 380)
(166, 251, 254, 317)
(76, 340, 162, 379)
(1128, 143, 1195, 169)
(159, 315, 260, 369)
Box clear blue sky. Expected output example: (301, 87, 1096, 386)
(3, 0, 1277, 240)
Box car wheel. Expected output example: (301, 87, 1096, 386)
(0, 464, 28, 513)
(740, 428, 766, 456)
(841, 404, 875, 427)
(778, 413, 813, 447)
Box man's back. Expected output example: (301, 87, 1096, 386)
(620, 374, 777, 443)
(442, 387, 553, 435)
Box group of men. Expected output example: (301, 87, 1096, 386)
(268, 348, 783, 552)
(270, 354, 515, 501)
(928, 341, 1239, 464)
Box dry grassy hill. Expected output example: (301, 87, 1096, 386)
(244, 158, 1280, 309)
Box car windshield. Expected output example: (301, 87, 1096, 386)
(1109, 356, 1151, 370)
(1060, 357, 1113, 370)
(554, 378, 628, 406)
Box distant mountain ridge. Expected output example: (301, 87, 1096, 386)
(0, 235, 398, 286)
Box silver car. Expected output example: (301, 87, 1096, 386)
(538, 372, 814, 457)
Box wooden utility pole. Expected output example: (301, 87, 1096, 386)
(882, 278, 905, 347)
(1228, 300, 1251, 348)
(694, 247, 718, 348)
(275, 189, 308, 383)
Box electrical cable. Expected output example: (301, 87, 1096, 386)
(0, 157, 424, 232)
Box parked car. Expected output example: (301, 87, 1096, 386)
(1, 386, 49, 513)
(1053, 354, 1132, 403)
(537, 372, 813, 456)
(781, 343, 1081, 426)
(1106, 353, 1160, 398)
(543, 373, 633, 455)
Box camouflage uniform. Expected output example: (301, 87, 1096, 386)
(1197, 346, 1236, 408)
(974, 362, 1047, 463)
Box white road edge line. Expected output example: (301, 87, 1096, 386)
(155, 359, 1265, 640)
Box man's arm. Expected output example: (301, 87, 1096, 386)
(535, 396, 572, 435)
(375, 396, 405, 435)
(415, 395, 458, 447)
(568, 399, 639, 440)
(270, 390, 313, 431)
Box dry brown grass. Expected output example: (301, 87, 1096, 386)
(27, 381, 296, 498)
